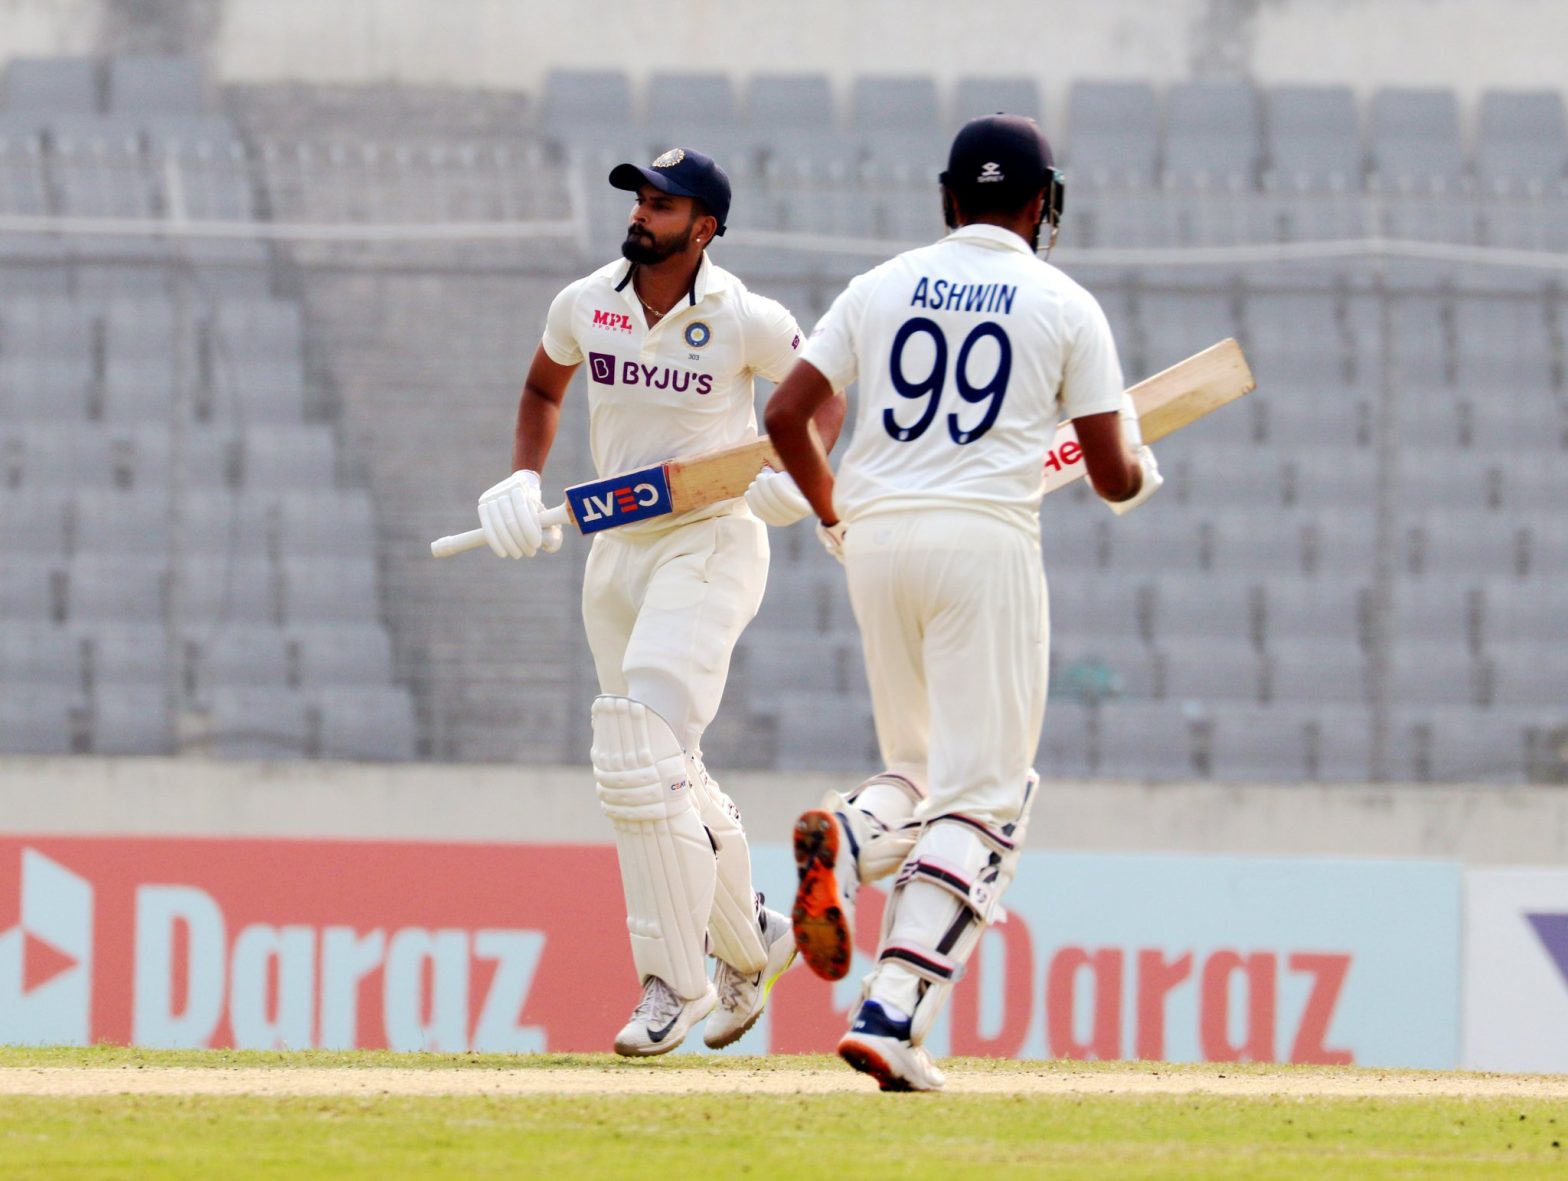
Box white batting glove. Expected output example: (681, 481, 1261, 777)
(1107, 446, 1163, 516)
(745, 467, 813, 527)
(477, 470, 563, 558)
(816, 520, 847, 565)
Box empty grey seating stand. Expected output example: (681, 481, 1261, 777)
(849, 76, 943, 169)
(2, 57, 98, 114)
(1475, 90, 1568, 188)
(1065, 80, 1158, 187)
(643, 72, 748, 171)
(107, 55, 203, 115)
(1163, 81, 1261, 187)
(748, 74, 852, 170)
(951, 77, 1041, 129)
(1370, 87, 1465, 188)
(539, 69, 638, 166)
(1265, 85, 1363, 190)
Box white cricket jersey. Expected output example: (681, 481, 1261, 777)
(541, 251, 803, 533)
(801, 224, 1125, 532)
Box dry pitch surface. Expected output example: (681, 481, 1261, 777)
(4, 1059, 1568, 1100)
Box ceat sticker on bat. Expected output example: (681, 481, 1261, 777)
(566, 464, 673, 533)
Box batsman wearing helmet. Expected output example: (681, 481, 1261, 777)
(763, 115, 1162, 1090)
(474, 148, 844, 1056)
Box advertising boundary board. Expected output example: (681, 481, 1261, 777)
(2, 836, 1462, 1067)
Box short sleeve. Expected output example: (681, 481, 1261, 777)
(1059, 288, 1126, 422)
(739, 291, 805, 383)
(540, 278, 587, 367)
(798, 273, 874, 392)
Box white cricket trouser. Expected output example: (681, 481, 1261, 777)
(844, 508, 1047, 830)
(583, 513, 768, 751)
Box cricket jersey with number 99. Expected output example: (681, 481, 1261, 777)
(800, 223, 1125, 533)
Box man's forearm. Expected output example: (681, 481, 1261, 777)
(513, 385, 562, 474)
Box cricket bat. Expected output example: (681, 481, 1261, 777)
(1040, 337, 1254, 495)
(430, 437, 780, 557)
(430, 339, 1254, 558)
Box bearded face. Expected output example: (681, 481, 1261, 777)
(621, 213, 700, 265)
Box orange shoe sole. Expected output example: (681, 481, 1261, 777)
(837, 1035, 913, 1092)
(791, 810, 853, 982)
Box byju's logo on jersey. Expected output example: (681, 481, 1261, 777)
(566, 464, 674, 533)
(592, 309, 634, 334)
(0, 849, 93, 1046)
(585, 353, 714, 395)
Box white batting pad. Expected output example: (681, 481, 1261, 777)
(691, 763, 767, 974)
(868, 774, 1036, 1045)
(592, 695, 716, 1001)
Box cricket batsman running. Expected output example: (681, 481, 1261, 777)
(763, 115, 1162, 1090)
(473, 148, 844, 1055)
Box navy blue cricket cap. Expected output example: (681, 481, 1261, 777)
(942, 114, 1056, 200)
(609, 148, 731, 236)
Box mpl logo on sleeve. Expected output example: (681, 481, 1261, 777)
(592, 309, 634, 334)
(566, 465, 673, 533)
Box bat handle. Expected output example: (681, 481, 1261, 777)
(429, 502, 570, 558)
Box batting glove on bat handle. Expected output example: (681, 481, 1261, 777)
(1108, 446, 1163, 516)
(745, 467, 813, 527)
(816, 520, 847, 565)
(430, 499, 570, 558)
(463, 471, 564, 559)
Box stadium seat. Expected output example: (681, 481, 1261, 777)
(1089, 700, 1199, 779)
(315, 685, 417, 760)
(1485, 642, 1568, 707)
(280, 555, 379, 623)
(74, 488, 173, 557)
(209, 685, 311, 758)
(1147, 573, 1264, 645)
(180, 554, 279, 625)
(87, 622, 171, 686)
(0, 623, 81, 688)
(106, 55, 203, 116)
(2, 57, 98, 115)
(1157, 636, 1265, 704)
(67, 554, 165, 624)
(1064, 80, 1158, 187)
(1260, 578, 1371, 647)
(1262, 637, 1367, 704)
(747, 74, 848, 169)
(290, 622, 395, 686)
(1389, 639, 1486, 707)
(1264, 85, 1364, 190)
(193, 623, 291, 700)
(1207, 704, 1324, 781)
(771, 691, 878, 770)
(951, 76, 1041, 129)
(538, 69, 639, 164)
(1050, 633, 1159, 702)
(1475, 90, 1568, 188)
(642, 72, 747, 169)
(0, 487, 72, 558)
(1390, 705, 1532, 782)
(1369, 88, 1465, 188)
(849, 76, 943, 168)
(1162, 81, 1262, 187)
(277, 490, 375, 556)
(0, 686, 77, 753)
(91, 684, 175, 755)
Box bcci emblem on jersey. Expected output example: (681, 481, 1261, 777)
(684, 321, 711, 349)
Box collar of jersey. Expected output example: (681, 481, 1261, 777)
(946, 223, 1036, 254)
(613, 250, 730, 309)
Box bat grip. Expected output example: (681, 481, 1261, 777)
(429, 502, 570, 558)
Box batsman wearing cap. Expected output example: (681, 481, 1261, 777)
(473, 148, 845, 1055)
(764, 115, 1162, 1090)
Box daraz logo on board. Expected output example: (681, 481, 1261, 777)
(0, 850, 93, 1046)
(0, 841, 584, 1052)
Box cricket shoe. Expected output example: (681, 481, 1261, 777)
(612, 976, 717, 1057)
(792, 808, 859, 980)
(704, 903, 799, 1048)
(836, 999, 947, 1092)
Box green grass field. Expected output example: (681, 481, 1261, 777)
(1, 1048, 1563, 1179)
